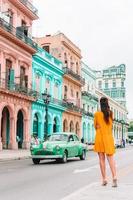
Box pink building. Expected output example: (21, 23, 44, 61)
(0, 0, 38, 150)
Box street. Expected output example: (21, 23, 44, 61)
(0, 147, 133, 200)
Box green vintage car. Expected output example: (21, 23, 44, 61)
(30, 132, 87, 164)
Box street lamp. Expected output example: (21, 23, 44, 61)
(42, 90, 51, 140)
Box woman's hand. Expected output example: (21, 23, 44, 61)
(96, 124, 101, 129)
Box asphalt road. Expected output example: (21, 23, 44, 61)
(0, 147, 133, 200)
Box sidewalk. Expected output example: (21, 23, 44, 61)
(0, 145, 94, 162)
(0, 150, 31, 162)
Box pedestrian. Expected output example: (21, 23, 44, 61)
(81, 137, 84, 143)
(94, 97, 117, 187)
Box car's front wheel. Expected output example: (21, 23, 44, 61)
(80, 150, 86, 160)
(61, 151, 67, 163)
(32, 158, 40, 165)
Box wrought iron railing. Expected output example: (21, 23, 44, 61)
(82, 91, 98, 102)
(0, 78, 38, 98)
(63, 67, 85, 85)
(19, 0, 38, 16)
(81, 109, 94, 117)
(63, 100, 81, 112)
(0, 17, 38, 50)
(50, 97, 66, 107)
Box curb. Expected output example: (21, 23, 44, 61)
(0, 155, 31, 162)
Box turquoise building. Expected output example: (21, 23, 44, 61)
(32, 48, 66, 139)
(81, 62, 98, 144)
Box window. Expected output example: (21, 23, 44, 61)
(43, 46, 50, 53)
(45, 78, 50, 93)
(64, 85, 68, 100)
(54, 82, 59, 99)
(88, 84, 90, 91)
(113, 80, 116, 88)
(83, 104, 85, 110)
(71, 87, 74, 97)
(64, 53, 68, 65)
(70, 56, 73, 69)
(76, 62, 79, 74)
(35, 74, 40, 92)
(20, 66, 27, 87)
(87, 105, 90, 112)
(98, 81, 102, 89)
(121, 81, 124, 87)
(105, 80, 108, 89)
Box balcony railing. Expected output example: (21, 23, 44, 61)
(50, 97, 66, 107)
(19, 0, 38, 16)
(82, 91, 98, 102)
(0, 79, 38, 99)
(81, 109, 94, 117)
(63, 67, 85, 85)
(0, 17, 38, 50)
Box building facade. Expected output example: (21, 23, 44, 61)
(95, 64, 126, 107)
(0, 0, 38, 150)
(81, 62, 98, 143)
(35, 32, 84, 137)
(96, 89, 128, 143)
(32, 48, 65, 139)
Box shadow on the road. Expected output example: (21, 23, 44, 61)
(31, 158, 82, 166)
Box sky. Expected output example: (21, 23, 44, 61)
(33, 0, 133, 119)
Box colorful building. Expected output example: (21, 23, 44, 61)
(0, 0, 38, 150)
(81, 62, 98, 143)
(35, 32, 85, 137)
(96, 88, 128, 143)
(94, 64, 128, 143)
(95, 64, 126, 107)
(32, 48, 65, 139)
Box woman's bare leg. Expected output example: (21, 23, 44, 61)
(98, 153, 106, 182)
(106, 154, 117, 179)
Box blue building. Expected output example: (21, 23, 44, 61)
(32, 48, 66, 139)
(81, 62, 98, 144)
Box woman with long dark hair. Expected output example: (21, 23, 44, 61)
(94, 97, 117, 187)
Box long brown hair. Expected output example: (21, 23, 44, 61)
(100, 97, 113, 123)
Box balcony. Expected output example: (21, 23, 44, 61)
(63, 67, 85, 85)
(8, 0, 38, 19)
(0, 17, 38, 53)
(0, 78, 38, 100)
(62, 100, 81, 113)
(81, 109, 94, 118)
(82, 91, 98, 102)
(50, 97, 66, 107)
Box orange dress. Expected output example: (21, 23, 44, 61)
(94, 111, 115, 155)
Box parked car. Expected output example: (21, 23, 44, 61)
(30, 132, 88, 164)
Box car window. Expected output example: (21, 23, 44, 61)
(73, 135, 79, 142)
(49, 134, 68, 142)
(68, 135, 74, 142)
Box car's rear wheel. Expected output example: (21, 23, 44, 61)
(61, 151, 67, 163)
(32, 158, 40, 164)
(80, 150, 86, 160)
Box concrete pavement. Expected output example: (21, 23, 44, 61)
(0, 147, 133, 200)
(0, 150, 31, 162)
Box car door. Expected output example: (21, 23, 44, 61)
(73, 135, 80, 156)
(67, 135, 75, 157)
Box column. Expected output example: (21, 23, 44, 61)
(9, 117, 18, 149)
(0, 113, 2, 150)
(23, 119, 30, 149)
(0, 51, 6, 80)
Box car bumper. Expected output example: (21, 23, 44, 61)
(31, 155, 63, 159)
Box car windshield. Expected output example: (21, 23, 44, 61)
(48, 134, 68, 142)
